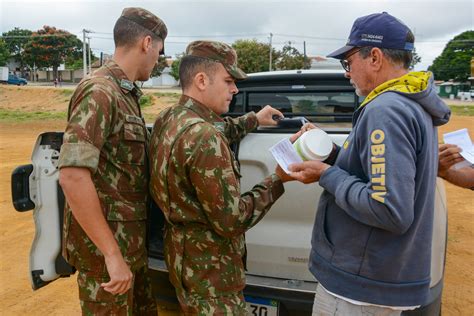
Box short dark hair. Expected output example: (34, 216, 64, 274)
(359, 30, 415, 69)
(113, 16, 161, 48)
(179, 55, 220, 90)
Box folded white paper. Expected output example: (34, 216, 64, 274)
(269, 138, 303, 174)
(443, 128, 474, 169)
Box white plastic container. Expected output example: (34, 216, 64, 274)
(293, 129, 333, 161)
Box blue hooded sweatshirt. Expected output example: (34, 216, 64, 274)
(309, 72, 450, 307)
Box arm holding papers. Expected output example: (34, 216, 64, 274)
(439, 130, 474, 189)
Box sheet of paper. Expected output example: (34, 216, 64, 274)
(443, 128, 474, 169)
(269, 138, 303, 173)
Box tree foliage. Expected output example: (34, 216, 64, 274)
(64, 42, 98, 71)
(151, 55, 168, 77)
(410, 48, 421, 70)
(0, 39, 10, 66)
(428, 30, 474, 81)
(232, 39, 279, 73)
(1, 27, 32, 67)
(64, 55, 84, 70)
(275, 43, 311, 70)
(170, 53, 183, 81)
(23, 25, 82, 77)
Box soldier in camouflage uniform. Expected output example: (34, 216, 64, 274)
(148, 41, 292, 315)
(58, 7, 167, 315)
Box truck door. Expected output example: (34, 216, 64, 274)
(11, 132, 75, 290)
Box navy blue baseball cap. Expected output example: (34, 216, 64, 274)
(327, 12, 414, 59)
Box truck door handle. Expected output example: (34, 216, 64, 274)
(11, 164, 35, 212)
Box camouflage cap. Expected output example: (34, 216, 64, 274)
(121, 7, 168, 41)
(185, 40, 247, 80)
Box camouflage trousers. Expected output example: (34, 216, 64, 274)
(178, 291, 247, 316)
(77, 264, 157, 316)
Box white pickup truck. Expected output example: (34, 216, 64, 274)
(11, 70, 446, 315)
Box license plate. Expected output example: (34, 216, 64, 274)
(246, 296, 279, 316)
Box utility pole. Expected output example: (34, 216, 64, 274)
(87, 36, 92, 74)
(82, 29, 87, 78)
(82, 29, 92, 78)
(303, 41, 307, 68)
(269, 33, 273, 72)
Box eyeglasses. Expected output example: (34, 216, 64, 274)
(340, 48, 362, 72)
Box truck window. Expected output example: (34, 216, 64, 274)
(244, 91, 357, 122)
(229, 93, 244, 113)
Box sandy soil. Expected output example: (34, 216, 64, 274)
(0, 85, 179, 119)
(437, 116, 474, 315)
(0, 87, 473, 315)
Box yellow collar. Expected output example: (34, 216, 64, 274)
(360, 71, 432, 108)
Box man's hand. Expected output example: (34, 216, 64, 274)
(289, 160, 330, 184)
(101, 252, 133, 295)
(438, 143, 464, 177)
(256, 105, 284, 126)
(290, 122, 318, 143)
(275, 164, 295, 183)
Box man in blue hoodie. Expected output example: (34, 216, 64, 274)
(288, 12, 451, 315)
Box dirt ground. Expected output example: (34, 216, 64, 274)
(0, 87, 473, 315)
(0, 85, 179, 118)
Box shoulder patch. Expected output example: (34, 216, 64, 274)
(120, 79, 134, 91)
(213, 122, 225, 133)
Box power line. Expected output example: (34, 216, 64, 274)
(274, 33, 345, 41)
(1, 34, 79, 38)
(84, 31, 268, 38)
(2, 34, 472, 44)
(88, 36, 191, 44)
(167, 33, 268, 38)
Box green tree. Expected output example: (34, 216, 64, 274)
(64, 56, 84, 70)
(64, 41, 91, 70)
(410, 48, 421, 70)
(428, 30, 474, 81)
(23, 26, 82, 79)
(1, 27, 32, 68)
(65, 44, 99, 71)
(170, 53, 183, 82)
(232, 39, 279, 73)
(0, 39, 10, 66)
(275, 43, 311, 70)
(151, 55, 168, 77)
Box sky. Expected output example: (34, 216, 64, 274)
(1, 0, 473, 71)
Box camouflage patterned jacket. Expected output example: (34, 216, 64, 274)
(149, 95, 284, 302)
(58, 60, 149, 272)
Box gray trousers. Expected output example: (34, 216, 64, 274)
(312, 284, 402, 316)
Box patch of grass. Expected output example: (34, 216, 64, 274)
(153, 92, 180, 98)
(448, 105, 474, 116)
(447, 235, 459, 243)
(0, 109, 66, 122)
(60, 89, 74, 97)
(143, 113, 158, 122)
(139, 95, 153, 108)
